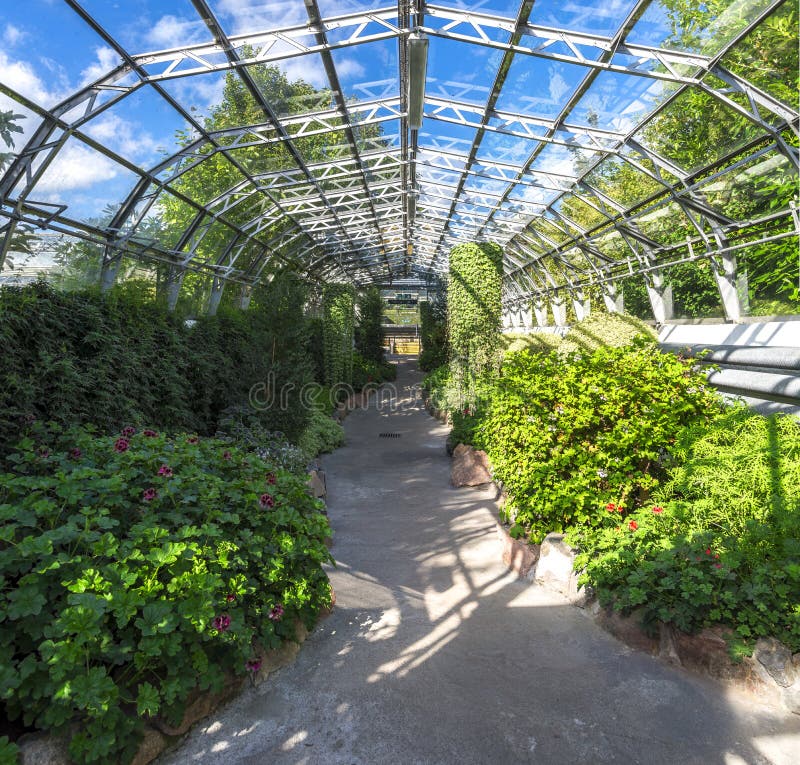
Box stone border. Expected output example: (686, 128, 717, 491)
(18, 598, 336, 765)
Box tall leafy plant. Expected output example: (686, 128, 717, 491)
(322, 284, 355, 388)
(355, 287, 384, 364)
(447, 241, 503, 381)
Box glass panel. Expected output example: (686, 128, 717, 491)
(739, 235, 800, 317)
(626, 0, 776, 56)
(427, 38, 496, 109)
(584, 155, 666, 207)
(618, 274, 654, 320)
(663, 259, 725, 319)
(476, 130, 540, 167)
(554, 194, 610, 231)
(530, 0, 637, 37)
(635, 87, 763, 173)
(631, 201, 697, 245)
(494, 56, 586, 119)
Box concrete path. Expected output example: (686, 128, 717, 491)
(160, 358, 800, 764)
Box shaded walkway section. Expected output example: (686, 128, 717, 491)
(160, 357, 800, 764)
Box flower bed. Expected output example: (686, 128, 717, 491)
(0, 423, 333, 764)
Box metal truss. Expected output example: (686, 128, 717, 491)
(0, 0, 796, 308)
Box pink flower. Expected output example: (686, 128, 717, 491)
(69, 447, 82, 460)
(628, 520, 638, 531)
(212, 614, 231, 632)
(266, 472, 277, 485)
(222, 450, 232, 461)
(38, 447, 50, 459)
(114, 438, 129, 453)
(122, 426, 136, 438)
(226, 593, 236, 603)
(143, 429, 158, 438)
(652, 506, 664, 514)
(245, 658, 262, 672)
(158, 465, 173, 477)
(269, 604, 284, 622)
(259, 493, 275, 509)
(187, 436, 199, 444)
(715, 563, 722, 569)
(143, 487, 158, 502)
(705, 548, 712, 555)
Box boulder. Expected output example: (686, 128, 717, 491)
(307, 469, 327, 499)
(754, 637, 796, 687)
(450, 443, 492, 487)
(496, 522, 539, 579)
(782, 682, 800, 715)
(131, 726, 169, 765)
(658, 623, 682, 666)
(596, 608, 658, 655)
(18, 733, 70, 765)
(532, 533, 592, 605)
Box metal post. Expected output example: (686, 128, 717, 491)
(207, 276, 226, 316)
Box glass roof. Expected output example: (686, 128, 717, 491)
(0, 0, 796, 299)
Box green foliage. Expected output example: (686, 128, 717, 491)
(499, 331, 564, 355)
(322, 284, 355, 388)
(0, 425, 332, 763)
(352, 352, 396, 391)
(476, 342, 722, 543)
(0, 276, 315, 458)
(297, 410, 345, 460)
(419, 299, 448, 372)
(571, 408, 800, 651)
(447, 242, 503, 379)
(558, 312, 656, 355)
(355, 288, 384, 365)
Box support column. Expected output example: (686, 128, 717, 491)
(736, 268, 750, 315)
(99, 254, 122, 292)
(166, 268, 185, 312)
(602, 282, 624, 313)
(533, 299, 548, 327)
(710, 252, 742, 323)
(551, 295, 567, 327)
(239, 285, 253, 311)
(207, 276, 226, 316)
(572, 290, 591, 321)
(520, 304, 533, 330)
(645, 270, 673, 324)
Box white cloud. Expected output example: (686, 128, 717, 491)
(79, 47, 121, 87)
(335, 57, 365, 81)
(36, 141, 120, 194)
(3, 24, 24, 47)
(279, 57, 328, 89)
(147, 15, 207, 49)
(0, 50, 60, 106)
(82, 113, 162, 165)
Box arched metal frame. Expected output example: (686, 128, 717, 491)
(0, 0, 797, 315)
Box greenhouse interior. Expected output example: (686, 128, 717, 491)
(0, 0, 799, 762)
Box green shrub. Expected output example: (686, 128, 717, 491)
(558, 312, 656, 355)
(322, 284, 355, 387)
(419, 301, 448, 372)
(297, 410, 345, 460)
(0, 424, 332, 763)
(499, 331, 563, 355)
(477, 342, 722, 542)
(352, 352, 396, 391)
(570, 408, 800, 651)
(355, 287, 384, 365)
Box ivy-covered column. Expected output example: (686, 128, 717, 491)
(602, 282, 624, 313)
(322, 283, 355, 387)
(447, 241, 503, 379)
(533, 298, 549, 327)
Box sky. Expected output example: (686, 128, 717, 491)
(0, 0, 758, 268)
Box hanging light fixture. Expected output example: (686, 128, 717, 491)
(407, 31, 429, 131)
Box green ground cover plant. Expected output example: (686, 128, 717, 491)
(0, 423, 333, 763)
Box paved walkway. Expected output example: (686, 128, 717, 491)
(161, 358, 800, 764)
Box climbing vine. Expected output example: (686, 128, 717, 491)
(322, 283, 355, 387)
(447, 241, 503, 379)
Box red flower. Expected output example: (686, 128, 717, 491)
(114, 438, 129, 453)
(259, 493, 275, 509)
(652, 506, 664, 514)
(222, 450, 232, 461)
(628, 520, 638, 531)
(143, 487, 158, 502)
(705, 548, 712, 555)
(715, 563, 722, 569)
(269, 604, 284, 622)
(158, 465, 173, 477)
(266, 472, 276, 485)
(211, 614, 231, 632)
(606, 502, 617, 512)
(69, 447, 82, 460)
(245, 658, 262, 672)
(143, 429, 158, 437)
(121, 426, 136, 438)
(187, 436, 199, 444)
(226, 593, 236, 603)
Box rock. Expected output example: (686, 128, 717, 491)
(153, 673, 245, 737)
(496, 521, 539, 579)
(253, 621, 310, 687)
(18, 733, 70, 765)
(754, 637, 796, 687)
(534, 533, 575, 593)
(793, 652, 800, 670)
(450, 443, 492, 487)
(130, 725, 169, 765)
(659, 623, 682, 666)
(307, 469, 327, 499)
(596, 608, 658, 655)
(782, 683, 800, 715)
